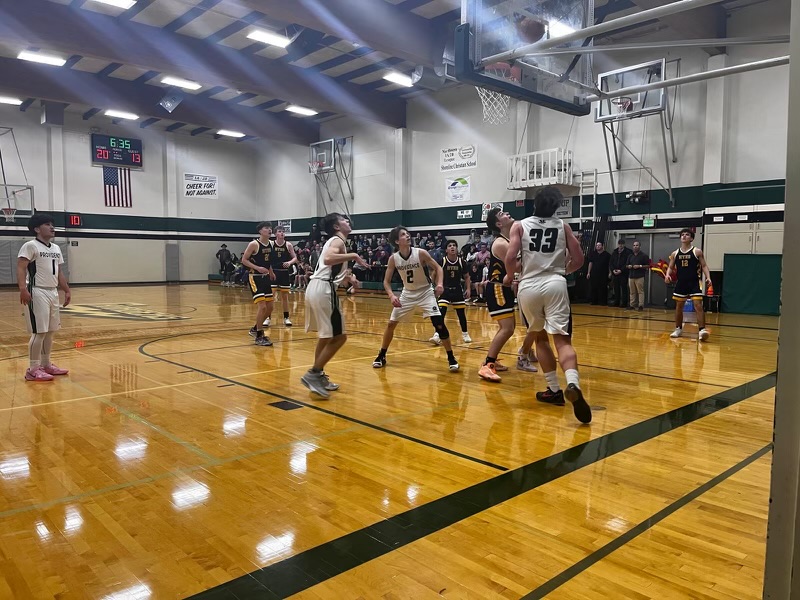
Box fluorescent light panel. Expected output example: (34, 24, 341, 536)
(286, 105, 318, 116)
(0, 96, 23, 106)
(383, 71, 413, 87)
(161, 76, 201, 91)
(17, 51, 67, 67)
(217, 129, 246, 138)
(88, 0, 137, 8)
(104, 109, 139, 120)
(246, 29, 292, 48)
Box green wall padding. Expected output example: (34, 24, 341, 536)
(722, 254, 782, 315)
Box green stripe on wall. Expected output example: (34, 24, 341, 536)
(36, 180, 784, 235)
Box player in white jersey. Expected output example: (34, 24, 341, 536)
(16, 213, 72, 382)
(301, 213, 368, 398)
(372, 226, 459, 371)
(504, 186, 591, 424)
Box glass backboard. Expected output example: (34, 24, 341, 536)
(457, 0, 594, 116)
(595, 59, 667, 122)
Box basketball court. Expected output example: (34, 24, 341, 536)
(0, 283, 777, 598)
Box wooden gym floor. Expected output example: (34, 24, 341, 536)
(0, 283, 778, 599)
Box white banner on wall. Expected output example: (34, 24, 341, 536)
(440, 144, 478, 172)
(183, 173, 218, 198)
(555, 197, 573, 218)
(277, 219, 292, 233)
(445, 176, 471, 203)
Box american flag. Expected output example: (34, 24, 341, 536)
(103, 166, 133, 207)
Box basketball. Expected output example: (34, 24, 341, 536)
(517, 18, 546, 44)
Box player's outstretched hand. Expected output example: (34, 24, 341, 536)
(354, 255, 370, 268)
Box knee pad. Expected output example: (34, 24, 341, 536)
(430, 315, 450, 340)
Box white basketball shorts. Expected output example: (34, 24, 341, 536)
(24, 287, 61, 334)
(517, 275, 571, 336)
(305, 278, 344, 339)
(389, 286, 441, 322)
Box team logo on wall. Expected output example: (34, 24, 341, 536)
(60, 303, 190, 321)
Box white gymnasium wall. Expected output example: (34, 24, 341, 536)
(257, 140, 317, 224)
(407, 86, 523, 210)
(725, 0, 790, 182)
(319, 116, 399, 216)
(534, 46, 710, 195)
(0, 107, 50, 212)
(67, 238, 166, 283)
(176, 135, 260, 221)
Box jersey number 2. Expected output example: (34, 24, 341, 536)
(529, 228, 559, 253)
(406, 269, 414, 283)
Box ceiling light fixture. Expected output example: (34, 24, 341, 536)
(161, 76, 202, 91)
(217, 130, 246, 138)
(88, 0, 137, 8)
(17, 51, 67, 67)
(104, 109, 139, 120)
(383, 72, 414, 87)
(285, 105, 318, 116)
(0, 96, 23, 106)
(246, 29, 292, 48)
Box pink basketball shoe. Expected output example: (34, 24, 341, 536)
(25, 367, 54, 382)
(42, 364, 69, 376)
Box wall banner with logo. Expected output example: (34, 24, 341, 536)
(440, 144, 478, 172)
(445, 176, 471, 203)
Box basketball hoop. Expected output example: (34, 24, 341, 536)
(611, 96, 634, 116)
(476, 62, 520, 126)
(1, 207, 16, 223)
(308, 161, 325, 175)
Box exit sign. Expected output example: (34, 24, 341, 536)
(68, 214, 82, 227)
(643, 217, 656, 228)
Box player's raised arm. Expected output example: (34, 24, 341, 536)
(504, 221, 523, 286)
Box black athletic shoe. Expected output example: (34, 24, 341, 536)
(536, 388, 565, 406)
(372, 355, 387, 368)
(248, 326, 257, 338)
(565, 383, 592, 424)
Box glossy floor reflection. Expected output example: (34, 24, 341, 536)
(0, 284, 777, 599)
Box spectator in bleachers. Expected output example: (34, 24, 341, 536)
(475, 242, 490, 265)
(481, 229, 493, 245)
(467, 229, 480, 246)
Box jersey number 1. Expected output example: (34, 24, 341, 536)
(529, 228, 559, 253)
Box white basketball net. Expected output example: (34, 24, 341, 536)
(1, 207, 16, 223)
(308, 161, 323, 175)
(476, 65, 516, 125)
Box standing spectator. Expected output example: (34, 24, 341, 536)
(610, 239, 632, 307)
(480, 229, 493, 245)
(428, 240, 444, 264)
(586, 242, 611, 306)
(467, 229, 480, 246)
(310, 243, 322, 270)
(215, 244, 231, 273)
(308, 223, 322, 246)
(434, 231, 445, 248)
(626, 240, 650, 310)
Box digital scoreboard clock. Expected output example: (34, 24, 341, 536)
(91, 134, 143, 168)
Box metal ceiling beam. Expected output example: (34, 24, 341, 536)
(0, 58, 320, 145)
(225, 0, 446, 68)
(525, 35, 790, 55)
(626, 0, 726, 54)
(0, 0, 406, 128)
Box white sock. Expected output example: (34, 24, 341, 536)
(41, 332, 56, 367)
(544, 371, 560, 392)
(28, 333, 45, 369)
(565, 368, 580, 388)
